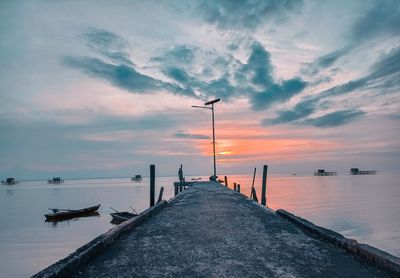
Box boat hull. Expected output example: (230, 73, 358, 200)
(110, 212, 137, 224)
(45, 204, 100, 221)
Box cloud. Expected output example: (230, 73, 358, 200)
(82, 28, 133, 65)
(302, 1, 399, 77)
(157, 42, 308, 107)
(265, 47, 400, 127)
(197, 0, 304, 30)
(64, 56, 161, 92)
(304, 109, 365, 127)
(241, 42, 274, 88)
(158, 41, 308, 107)
(65, 29, 198, 97)
(63, 56, 195, 97)
(320, 47, 400, 99)
(349, 0, 400, 44)
(301, 47, 350, 75)
(250, 78, 307, 110)
(241, 43, 307, 110)
(152, 45, 197, 66)
(263, 99, 316, 125)
(68, 28, 308, 110)
(174, 131, 210, 140)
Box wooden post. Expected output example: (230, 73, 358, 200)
(174, 183, 178, 196)
(252, 187, 259, 203)
(179, 164, 183, 192)
(234, 182, 237, 191)
(261, 165, 268, 206)
(237, 184, 240, 193)
(157, 186, 164, 204)
(250, 167, 256, 199)
(224, 176, 228, 187)
(251, 167, 256, 188)
(150, 164, 155, 207)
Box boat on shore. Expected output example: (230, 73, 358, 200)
(45, 204, 100, 221)
(131, 175, 142, 181)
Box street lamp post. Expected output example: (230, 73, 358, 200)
(192, 98, 220, 178)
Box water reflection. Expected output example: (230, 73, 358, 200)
(45, 212, 101, 227)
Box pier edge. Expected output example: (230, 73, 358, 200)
(276, 209, 400, 274)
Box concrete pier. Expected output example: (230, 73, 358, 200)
(37, 182, 397, 277)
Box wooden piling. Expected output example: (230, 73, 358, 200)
(261, 165, 268, 206)
(150, 164, 155, 207)
(157, 186, 164, 204)
(237, 184, 240, 193)
(234, 182, 237, 191)
(251, 187, 259, 203)
(174, 184, 178, 196)
(224, 176, 228, 187)
(250, 167, 256, 199)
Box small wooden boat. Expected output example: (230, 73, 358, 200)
(110, 211, 138, 224)
(131, 175, 142, 181)
(45, 204, 100, 221)
(110, 207, 138, 224)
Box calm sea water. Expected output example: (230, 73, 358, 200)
(0, 173, 399, 277)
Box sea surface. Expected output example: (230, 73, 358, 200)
(0, 173, 399, 277)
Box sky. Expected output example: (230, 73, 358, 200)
(0, 0, 399, 179)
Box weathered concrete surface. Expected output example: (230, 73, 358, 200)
(276, 209, 400, 274)
(72, 182, 396, 277)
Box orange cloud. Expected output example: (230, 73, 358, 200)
(190, 122, 343, 164)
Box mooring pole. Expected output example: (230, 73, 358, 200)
(174, 184, 178, 196)
(237, 184, 240, 193)
(234, 182, 237, 191)
(224, 176, 228, 187)
(250, 167, 256, 199)
(150, 164, 155, 207)
(157, 186, 164, 204)
(261, 165, 268, 206)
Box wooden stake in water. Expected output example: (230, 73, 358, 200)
(250, 167, 256, 200)
(261, 165, 268, 206)
(237, 184, 241, 193)
(224, 176, 228, 187)
(157, 186, 164, 204)
(150, 164, 155, 207)
(174, 183, 178, 196)
(234, 182, 237, 191)
(251, 187, 258, 203)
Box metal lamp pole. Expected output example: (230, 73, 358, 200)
(192, 98, 220, 177)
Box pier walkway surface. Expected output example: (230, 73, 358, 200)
(72, 182, 394, 278)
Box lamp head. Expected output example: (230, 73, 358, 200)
(204, 98, 220, 105)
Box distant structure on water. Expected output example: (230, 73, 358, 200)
(48, 177, 64, 184)
(131, 175, 142, 181)
(350, 168, 378, 175)
(313, 169, 338, 176)
(1, 177, 16, 185)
